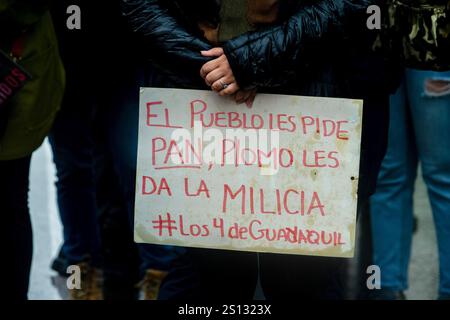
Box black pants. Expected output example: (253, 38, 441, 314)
(93, 124, 140, 300)
(159, 249, 347, 300)
(1, 155, 32, 300)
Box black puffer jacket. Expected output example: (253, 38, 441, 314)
(121, 0, 395, 94)
(121, 0, 398, 198)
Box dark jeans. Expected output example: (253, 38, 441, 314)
(93, 102, 141, 299)
(48, 98, 101, 266)
(159, 249, 347, 300)
(1, 155, 32, 300)
(100, 65, 185, 275)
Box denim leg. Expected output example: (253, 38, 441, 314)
(370, 79, 418, 291)
(48, 101, 101, 265)
(106, 67, 185, 275)
(406, 69, 450, 297)
(159, 249, 258, 300)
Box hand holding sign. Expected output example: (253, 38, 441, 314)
(200, 48, 237, 93)
(200, 48, 257, 108)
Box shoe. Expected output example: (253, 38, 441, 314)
(137, 269, 168, 300)
(68, 261, 103, 300)
(369, 288, 406, 300)
(51, 248, 70, 277)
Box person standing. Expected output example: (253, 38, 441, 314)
(49, 0, 185, 300)
(121, 0, 398, 299)
(48, 0, 103, 300)
(0, 0, 65, 300)
(370, 0, 450, 300)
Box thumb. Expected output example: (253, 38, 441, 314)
(201, 47, 224, 57)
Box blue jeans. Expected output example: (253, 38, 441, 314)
(370, 69, 450, 297)
(105, 65, 185, 274)
(48, 95, 101, 266)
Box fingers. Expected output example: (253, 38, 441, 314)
(211, 75, 235, 92)
(235, 90, 251, 104)
(199, 49, 240, 97)
(205, 69, 224, 87)
(245, 90, 257, 108)
(200, 48, 226, 78)
(200, 57, 222, 79)
(200, 47, 224, 57)
(219, 82, 239, 96)
(234, 89, 257, 108)
(234, 91, 247, 104)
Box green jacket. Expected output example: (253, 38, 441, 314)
(0, 0, 65, 160)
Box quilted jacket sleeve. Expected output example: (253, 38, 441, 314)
(121, 0, 214, 86)
(223, 0, 376, 90)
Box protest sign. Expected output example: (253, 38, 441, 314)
(0, 50, 31, 109)
(135, 88, 363, 257)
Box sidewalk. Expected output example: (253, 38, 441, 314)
(406, 168, 439, 299)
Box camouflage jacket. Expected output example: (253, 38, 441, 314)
(388, 0, 450, 70)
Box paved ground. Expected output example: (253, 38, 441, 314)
(28, 140, 439, 300)
(406, 170, 439, 299)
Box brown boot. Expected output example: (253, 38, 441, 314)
(68, 262, 103, 300)
(138, 269, 168, 300)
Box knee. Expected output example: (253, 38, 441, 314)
(376, 159, 417, 190)
(421, 160, 450, 187)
